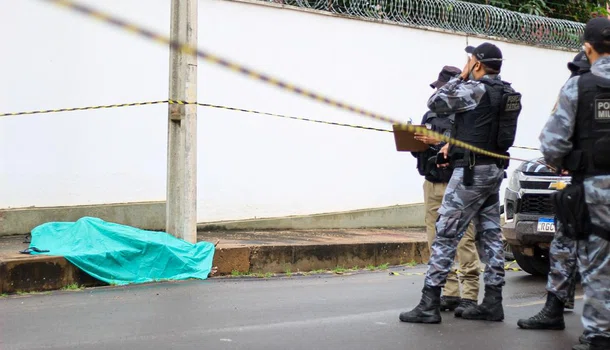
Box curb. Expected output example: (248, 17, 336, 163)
(0, 241, 430, 294)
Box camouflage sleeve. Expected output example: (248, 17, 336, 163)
(426, 77, 487, 114)
(538, 77, 579, 168)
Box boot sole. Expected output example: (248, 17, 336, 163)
(399, 316, 442, 324)
(461, 310, 504, 322)
(517, 321, 565, 330)
(462, 315, 504, 322)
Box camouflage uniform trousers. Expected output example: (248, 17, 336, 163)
(578, 175, 610, 344)
(423, 179, 480, 300)
(425, 164, 506, 290)
(546, 224, 578, 305)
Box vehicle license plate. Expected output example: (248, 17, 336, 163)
(537, 218, 556, 233)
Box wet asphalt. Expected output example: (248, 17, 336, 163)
(0, 266, 585, 350)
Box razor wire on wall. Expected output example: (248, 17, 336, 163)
(261, 0, 585, 50)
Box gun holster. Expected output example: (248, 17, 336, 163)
(551, 183, 590, 240)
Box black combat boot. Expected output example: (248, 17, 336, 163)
(439, 296, 461, 312)
(399, 285, 442, 324)
(454, 298, 478, 317)
(572, 335, 610, 350)
(579, 334, 589, 345)
(461, 285, 504, 322)
(516, 292, 565, 330)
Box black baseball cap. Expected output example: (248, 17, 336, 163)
(430, 65, 461, 89)
(464, 42, 503, 71)
(567, 51, 590, 73)
(583, 17, 610, 45)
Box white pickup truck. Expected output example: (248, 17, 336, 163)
(501, 158, 570, 276)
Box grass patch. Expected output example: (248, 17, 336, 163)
(7, 290, 54, 296)
(332, 266, 347, 274)
(228, 270, 275, 278)
(230, 270, 253, 277)
(285, 268, 292, 277)
(366, 263, 390, 271)
(403, 260, 418, 267)
(63, 283, 82, 291)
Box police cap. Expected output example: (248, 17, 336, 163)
(464, 42, 503, 71)
(567, 51, 590, 73)
(583, 17, 610, 45)
(430, 66, 461, 89)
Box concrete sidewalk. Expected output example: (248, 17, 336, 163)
(0, 228, 428, 294)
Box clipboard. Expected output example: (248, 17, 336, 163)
(392, 124, 429, 152)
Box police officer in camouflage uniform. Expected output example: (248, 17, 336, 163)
(399, 42, 515, 324)
(411, 66, 481, 316)
(517, 52, 591, 341)
(537, 17, 610, 350)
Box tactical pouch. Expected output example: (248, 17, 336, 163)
(592, 224, 610, 241)
(563, 151, 584, 172)
(551, 183, 590, 240)
(462, 151, 475, 186)
(463, 166, 474, 186)
(435, 152, 449, 166)
(593, 136, 610, 170)
(427, 155, 452, 183)
(500, 159, 509, 170)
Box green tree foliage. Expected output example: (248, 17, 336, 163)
(465, 0, 609, 22)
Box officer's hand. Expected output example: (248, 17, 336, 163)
(437, 144, 450, 168)
(460, 57, 474, 81)
(414, 133, 440, 145)
(561, 169, 570, 176)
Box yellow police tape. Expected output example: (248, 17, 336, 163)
(1, 99, 541, 152)
(42, 0, 542, 165)
(0, 100, 168, 117)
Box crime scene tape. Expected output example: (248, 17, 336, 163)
(1, 99, 543, 153)
(42, 0, 546, 169)
(0, 100, 169, 117)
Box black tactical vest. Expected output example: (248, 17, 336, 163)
(412, 111, 454, 183)
(425, 112, 453, 134)
(564, 72, 610, 179)
(448, 79, 506, 163)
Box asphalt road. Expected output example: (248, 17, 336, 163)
(0, 266, 586, 350)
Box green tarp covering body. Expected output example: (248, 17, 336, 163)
(29, 217, 215, 285)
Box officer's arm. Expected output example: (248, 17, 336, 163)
(410, 112, 431, 158)
(538, 77, 579, 168)
(426, 77, 487, 115)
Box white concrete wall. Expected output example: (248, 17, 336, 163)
(0, 0, 574, 222)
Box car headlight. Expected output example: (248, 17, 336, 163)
(507, 170, 521, 192)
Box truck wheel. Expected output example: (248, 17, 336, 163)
(513, 248, 549, 276)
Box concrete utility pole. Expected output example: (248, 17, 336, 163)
(167, 0, 198, 243)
